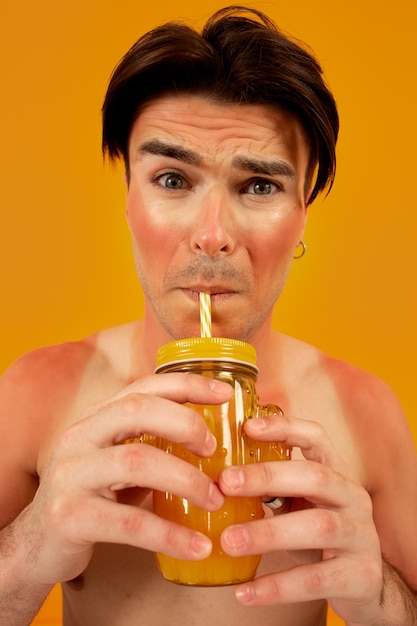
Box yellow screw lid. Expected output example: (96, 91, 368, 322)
(155, 337, 258, 372)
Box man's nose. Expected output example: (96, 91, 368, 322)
(190, 190, 236, 257)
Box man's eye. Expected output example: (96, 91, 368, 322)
(244, 179, 279, 195)
(158, 173, 185, 189)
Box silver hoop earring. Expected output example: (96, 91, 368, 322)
(294, 241, 306, 259)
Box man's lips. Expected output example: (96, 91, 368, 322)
(180, 287, 236, 303)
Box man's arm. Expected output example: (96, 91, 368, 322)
(0, 351, 231, 625)
(361, 558, 417, 626)
(0, 355, 53, 625)
(0, 513, 54, 626)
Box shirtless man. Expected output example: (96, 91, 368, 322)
(1, 6, 416, 626)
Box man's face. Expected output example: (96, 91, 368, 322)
(126, 94, 310, 342)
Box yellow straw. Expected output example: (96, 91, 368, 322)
(199, 292, 212, 338)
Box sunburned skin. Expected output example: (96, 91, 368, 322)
(1, 95, 416, 626)
(49, 322, 332, 625)
(3, 313, 411, 626)
(125, 96, 310, 344)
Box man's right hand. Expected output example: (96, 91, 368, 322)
(16, 373, 231, 585)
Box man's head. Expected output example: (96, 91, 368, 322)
(102, 5, 339, 205)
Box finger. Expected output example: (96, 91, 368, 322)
(219, 460, 365, 510)
(85, 373, 233, 415)
(64, 393, 219, 457)
(233, 557, 381, 609)
(245, 414, 352, 477)
(72, 443, 224, 511)
(221, 508, 369, 557)
(53, 496, 213, 562)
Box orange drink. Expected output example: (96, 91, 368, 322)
(152, 337, 291, 586)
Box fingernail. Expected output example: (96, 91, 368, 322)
(191, 532, 212, 557)
(235, 584, 255, 605)
(247, 417, 268, 430)
(209, 379, 233, 397)
(222, 525, 249, 551)
(221, 467, 244, 489)
(208, 482, 224, 508)
(205, 431, 217, 453)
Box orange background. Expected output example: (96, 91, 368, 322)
(0, 1, 415, 625)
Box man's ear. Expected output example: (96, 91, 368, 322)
(305, 187, 314, 206)
(297, 194, 310, 244)
(123, 172, 131, 228)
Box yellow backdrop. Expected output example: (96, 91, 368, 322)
(0, 1, 415, 625)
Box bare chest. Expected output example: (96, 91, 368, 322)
(62, 542, 328, 626)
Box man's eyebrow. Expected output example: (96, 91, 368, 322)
(136, 140, 201, 165)
(232, 156, 296, 178)
(136, 140, 295, 178)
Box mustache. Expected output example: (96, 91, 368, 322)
(163, 257, 246, 286)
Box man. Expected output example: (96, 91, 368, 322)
(1, 6, 416, 625)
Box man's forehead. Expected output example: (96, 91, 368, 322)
(130, 95, 310, 170)
(134, 94, 305, 140)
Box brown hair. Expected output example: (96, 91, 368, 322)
(102, 5, 339, 203)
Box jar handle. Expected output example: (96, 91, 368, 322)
(258, 403, 284, 418)
(255, 403, 292, 461)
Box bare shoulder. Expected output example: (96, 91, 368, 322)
(0, 320, 140, 413)
(1, 332, 105, 419)
(274, 332, 413, 475)
(0, 321, 139, 524)
(277, 331, 404, 422)
(314, 346, 409, 444)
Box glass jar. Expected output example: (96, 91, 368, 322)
(151, 337, 291, 586)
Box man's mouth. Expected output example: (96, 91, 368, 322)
(181, 287, 236, 304)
